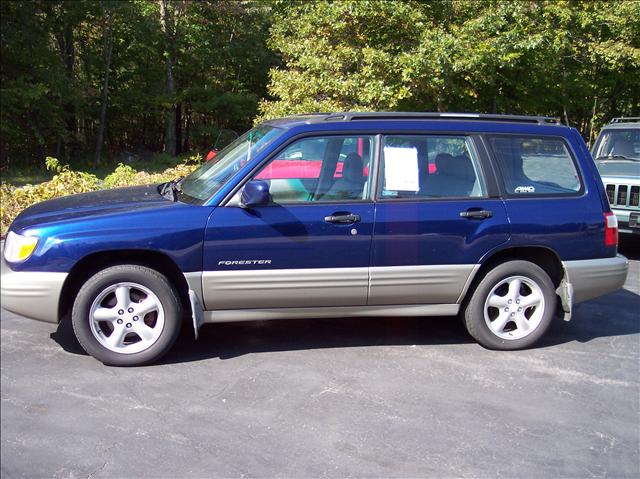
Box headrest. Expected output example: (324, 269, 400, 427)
(435, 153, 474, 178)
(342, 152, 363, 181)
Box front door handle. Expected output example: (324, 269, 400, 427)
(460, 209, 493, 219)
(324, 213, 361, 224)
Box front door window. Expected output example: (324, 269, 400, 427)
(253, 135, 375, 203)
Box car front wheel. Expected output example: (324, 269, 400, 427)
(72, 265, 182, 366)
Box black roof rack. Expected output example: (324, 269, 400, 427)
(314, 112, 561, 125)
(611, 117, 640, 124)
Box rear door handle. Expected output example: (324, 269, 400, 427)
(324, 213, 361, 224)
(460, 209, 493, 219)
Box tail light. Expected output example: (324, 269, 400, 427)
(604, 212, 618, 247)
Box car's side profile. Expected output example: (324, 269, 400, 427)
(1, 113, 629, 366)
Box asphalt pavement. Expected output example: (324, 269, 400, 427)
(1, 239, 639, 478)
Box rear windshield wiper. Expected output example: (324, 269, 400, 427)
(159, 177, 184, 201)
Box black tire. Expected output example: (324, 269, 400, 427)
(72, 265, 182, 366)
(462, 260, 556, 350)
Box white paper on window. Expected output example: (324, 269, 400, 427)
(383, 146, 420, 192)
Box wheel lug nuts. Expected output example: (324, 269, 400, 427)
(117, 319, 123, 324)
(126, 323, 132, 328)
(508, 299, 512, 304)
(505, 307, 509, 312)
(118, 310, 124, 315)
(516, 299, 520, 304)
(518, 307, 522, 312)
(128, 307, 134, 313)
(511, 312, 515, 316)
(133, 316, 139, 321)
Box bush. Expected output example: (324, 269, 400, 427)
(1, 156, 202, 236)
(103, 163, 139, 188)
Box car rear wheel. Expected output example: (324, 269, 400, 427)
(463, 260, 556, 350)
(72, 265, 182, 366)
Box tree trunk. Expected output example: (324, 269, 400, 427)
(561, 51, 571, 127)
(588, 96, 598, 148)
(94, 4, 114, 165)
(159, 0, 177, 156)
(609, 81, 621, 119)
(56, 18, 76, 160)
(183, 105, 191, 153)
(175, 102, 182, 155)
(142, 114, 148, 149)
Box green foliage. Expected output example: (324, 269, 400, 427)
(45, 156, 62, 173)
(0, 0, 276, 167)
(1, 157, 199, 235)
(103, 163, 138, 189)
(102, 158, 199, 189)
(259, 0, 423, 118)
(1, 0, 639, 169)
(1, 161, 101, 235)
(260, 0, 640, 139)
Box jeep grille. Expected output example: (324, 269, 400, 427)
(605, 183, 640, 207)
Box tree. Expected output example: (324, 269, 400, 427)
(259, 0, 428, 118)
(259, 0, 640, 137)
(1, 0, 637, 168)
(158, 0, 180, 156)
(94, 1, 114, 164)
(0, 0, 276, 166)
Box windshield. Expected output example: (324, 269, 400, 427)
(592, 128, 640, 161)
(179, 124, 283, 203)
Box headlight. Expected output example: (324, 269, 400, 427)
(3, 231, 39, 263)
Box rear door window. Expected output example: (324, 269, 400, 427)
(378, 135, 486, 199)
(488, 136, 582, 196)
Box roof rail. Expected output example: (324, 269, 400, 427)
(292, 112, 333, 116)
(321, 112, 561, 125)
(611, 117, 640, 124)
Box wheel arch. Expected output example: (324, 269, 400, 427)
(58, 249, 193, 324)
(460, 245, 565, 305)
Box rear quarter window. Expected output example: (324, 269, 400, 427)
(488, 135, 583, 196)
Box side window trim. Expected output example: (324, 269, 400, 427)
(485, 133, 586, 199)
(369, 133, 383, 202)
(472, 135, 502, 198)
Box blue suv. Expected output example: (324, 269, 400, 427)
(1, 113, 629, 366)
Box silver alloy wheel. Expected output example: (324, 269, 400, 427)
(89, 282, 165, 354)
(483, 275, 545, 340)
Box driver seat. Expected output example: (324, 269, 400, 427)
(324, 153, 365, 200)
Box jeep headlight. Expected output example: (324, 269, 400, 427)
(3, 231, 39, 263)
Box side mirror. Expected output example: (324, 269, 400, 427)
(240, 180, 270, 208)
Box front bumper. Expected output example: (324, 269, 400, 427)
(563, 254, 629, 304)
(0, 255, 67, 323)
(612, 208, 640, 234)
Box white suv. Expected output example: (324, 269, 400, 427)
(592, 117, 640, 234)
